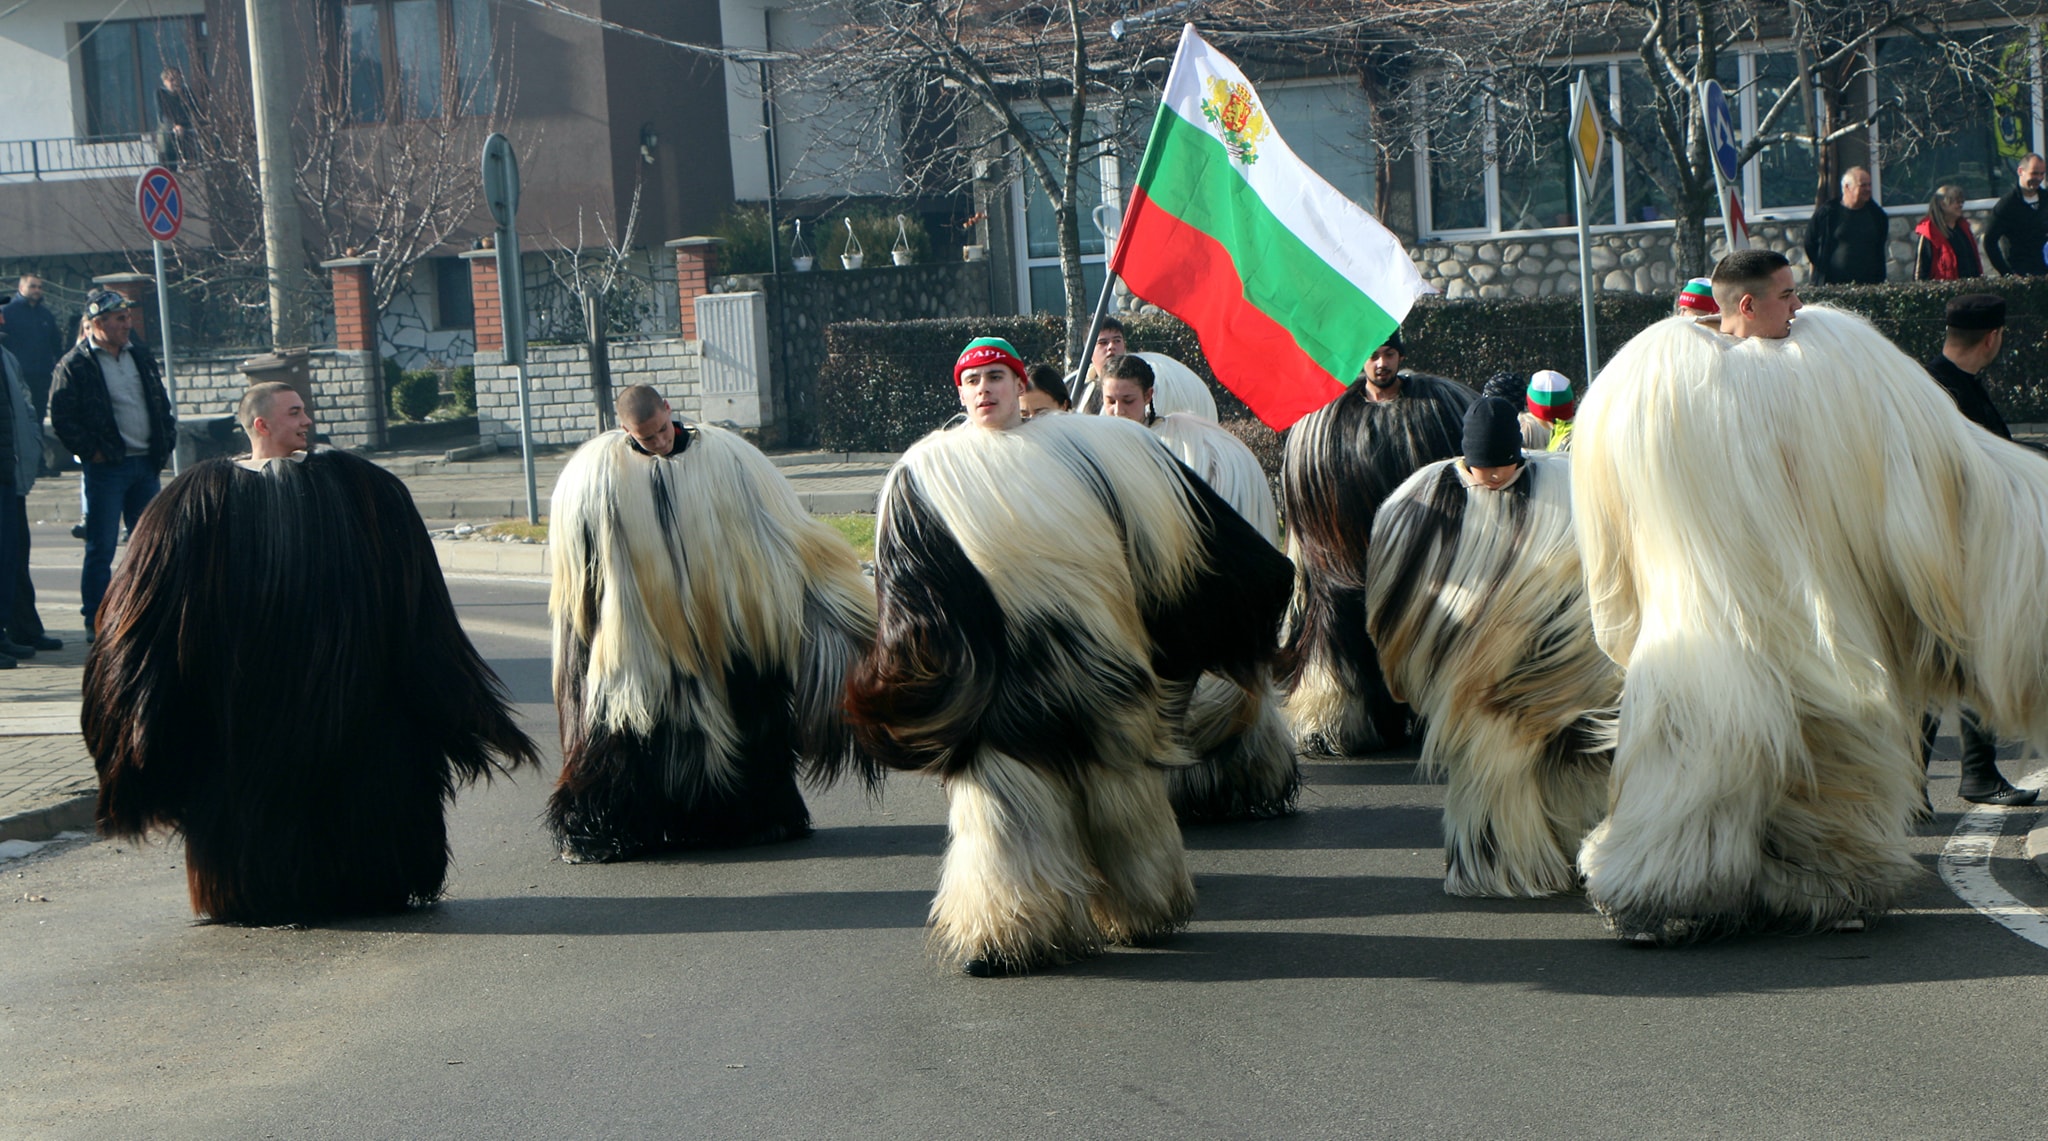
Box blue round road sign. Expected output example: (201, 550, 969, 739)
(1702, 82, 1741, 185)
(136, 166, 183, 242)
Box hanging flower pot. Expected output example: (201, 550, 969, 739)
(841, 217, 865, 269)
(891, 214, 913, 265)
(790, 219, 814, 271)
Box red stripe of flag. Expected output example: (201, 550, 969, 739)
(1112, 188, 1347, 429)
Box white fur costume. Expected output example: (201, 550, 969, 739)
(1367, 453, 1618, 897)
(1150, 412, 1296, 820)
(1573, 306, 2048, 941)
(547, 424, 877, 861)
(848, 414, 1292, 970)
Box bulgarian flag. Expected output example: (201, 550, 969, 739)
(1111, 25, 1434, 429)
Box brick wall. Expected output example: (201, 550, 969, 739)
(165, 349, 382, 450)
(473, 338, 704, 449)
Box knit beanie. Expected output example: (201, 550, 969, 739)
(954, 337, 1027, 385)
(1463, 397, 1525, 469)
(1525, 369, 1576, 423)
(1677, 277, 1718, 314)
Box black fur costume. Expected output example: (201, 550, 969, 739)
(1279, 372, 1474, 753)
(86, 450, 538, 924)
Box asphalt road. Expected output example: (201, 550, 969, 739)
(3, 573, 2045, 1140)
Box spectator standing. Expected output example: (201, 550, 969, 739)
(48, 291, 176, 639)
(1, 276, 65, 419)
(156, 67, 197, 169)
(1803, 166, 1889, 285)
(0, 323, 44, 666)
(1914, 185, 1984, 281)
(1917, 293, 2037, 806)
(1983, 153, 2048, 277)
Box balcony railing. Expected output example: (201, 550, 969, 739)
(0, 136, 159, 183)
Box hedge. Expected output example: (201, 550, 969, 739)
(816, 275, 2048, 455)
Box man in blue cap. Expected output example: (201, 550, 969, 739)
(49, 290, 177, 640)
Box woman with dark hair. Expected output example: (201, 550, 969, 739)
(1021, 363, 1071, 418)
(1915, 184, 1983, 281)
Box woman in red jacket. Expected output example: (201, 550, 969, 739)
(1915, 184, 1984, 281)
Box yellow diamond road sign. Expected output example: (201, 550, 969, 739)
(1569, 80, 1606, 191)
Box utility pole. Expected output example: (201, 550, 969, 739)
(245, 0, 307, 346)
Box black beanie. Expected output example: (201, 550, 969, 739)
(1463, 396, 1525, 469)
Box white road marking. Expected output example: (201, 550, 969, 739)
(1939, 764, 2048, 950)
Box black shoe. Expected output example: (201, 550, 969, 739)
(0, 638, 32, 659)
(1960, 783, 2039, 806)
(0, 654, 13, 669)
(26, 635, 60, 652)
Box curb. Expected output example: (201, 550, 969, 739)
(0, 794, 94, 846)
(434, 539, 548, 577)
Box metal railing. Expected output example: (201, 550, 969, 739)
(0, 136, 159, 182)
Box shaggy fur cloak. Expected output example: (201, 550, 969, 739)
(1573, 306, 2048, 942)
(1367, 453, 1619, 897)
(1149, 411, 1297, 820)
(86, 450, 538, 925)
(847, 414, 1292, 970)
(1280, 372, 1476, 753)
(547, 424, 877, 862)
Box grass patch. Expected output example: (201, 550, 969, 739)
(820, 513, 876, 560)
(481, 519, 550, 542)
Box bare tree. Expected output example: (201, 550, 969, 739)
(541, 179, 644, 432)
(85, 5, 517, 350)
(784, 1, 1379, 368)
(1386, 0, 2042, 276)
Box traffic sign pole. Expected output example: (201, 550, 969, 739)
(153, 239, 179, 475)
(480, 133, 538, 525)
(136, 167, 183, 474)
(1569, 71, 1603, 387)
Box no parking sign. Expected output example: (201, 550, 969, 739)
(135, 166, 183, 242)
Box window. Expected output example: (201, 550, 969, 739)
(79, 16, 207, 139)
(1418, 31, 2047, 238)
(343, 0, 496, 124)
(433, 257, 474, 329)
(1013, 111, 1111, 315)
(1875, 31, 2031, 207)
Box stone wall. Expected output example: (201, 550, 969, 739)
(722, 260, 994, 446)
(473, 338, 703, 449)
(164, 348, 382, 450)
(1409, 206, 1994, 299)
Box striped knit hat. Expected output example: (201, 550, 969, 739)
(954, 337, 1027, 385)
(1677, 277, 1719, 314)
(1526, 369, 1575, 423)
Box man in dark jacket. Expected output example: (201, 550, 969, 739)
(1983, 154, 2048, 277)
(1920, 293, 2038, 806)
(1802, 166, 1889, 284)
(0, 275, 65, 419)
(0, 321, 48, 666)
(48, 291, 176, 637)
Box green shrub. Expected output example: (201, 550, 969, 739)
(816, 276, 2048, 454)
(389, 367, 442, 422)
(449, 365, 476, 414)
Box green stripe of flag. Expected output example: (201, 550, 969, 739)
(1133, 108, 1395, 384)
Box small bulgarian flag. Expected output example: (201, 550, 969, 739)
(1111, 25, 1435, 429)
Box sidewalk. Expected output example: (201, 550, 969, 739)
(2, 438, 895, 850)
